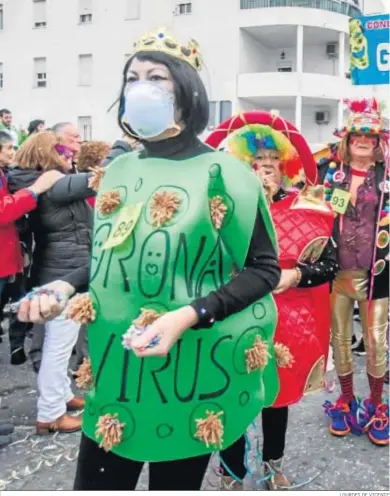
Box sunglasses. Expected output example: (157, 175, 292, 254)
(350, 134, 378, 147)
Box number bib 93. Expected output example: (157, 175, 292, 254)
(330, 188, 351, 215)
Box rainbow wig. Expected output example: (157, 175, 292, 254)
(227, 124, 305, 190)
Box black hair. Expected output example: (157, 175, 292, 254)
(28, 119, 45, 135)
(0, 109, 11, 117)
(117, 51, 209, 139)
(0, 131, 13, 151)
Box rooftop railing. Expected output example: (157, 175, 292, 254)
(240, 0, 362, 18)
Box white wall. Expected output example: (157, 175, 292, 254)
(173, 0, 240, 104)
(301, 105, 338, 143)
(0, 0, 387, 143)
(239, 30, 350, 76)
(239, 31, 271, 73)
(240, 36, 350, 76)
(302, 43, 349, 75)
(236, 100, 338, 144)
(263, 105, 295, 123)
(364, 0, 389, 14)
(0, 0, 243, 140)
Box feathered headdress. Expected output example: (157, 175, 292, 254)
(228, 124, 304, 190)
(334, 98, 388, 139)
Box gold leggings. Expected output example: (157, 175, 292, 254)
(331, 270, 389, 378)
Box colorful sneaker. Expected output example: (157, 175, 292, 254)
(366, 403, 389, 446)
(360, 398, 376, 428)
(323, 398, 351, 436)
(348, 397, 372, 435)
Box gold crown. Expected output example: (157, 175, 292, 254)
(132, 27, 202, 72)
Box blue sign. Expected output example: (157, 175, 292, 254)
(349, 14, 390, 86)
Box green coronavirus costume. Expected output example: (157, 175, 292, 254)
(80, 151, 280, 462)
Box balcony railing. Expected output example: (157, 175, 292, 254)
(240, 0, 362, 18)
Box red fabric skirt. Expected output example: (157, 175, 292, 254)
(273, 284, 330, 407)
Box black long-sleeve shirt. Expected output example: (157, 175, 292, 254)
(298, 238, 338, 287)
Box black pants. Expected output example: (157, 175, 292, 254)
(262, 406, 288, 462)
(74, 433, 211, 490)
(220, 406, 289, 479)
(0, 273, 32, 361)
(9, 316, 31, 361)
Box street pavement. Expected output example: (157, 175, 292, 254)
(0, 329, 389, 491)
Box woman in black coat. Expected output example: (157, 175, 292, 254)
(9, 131, 95, 434)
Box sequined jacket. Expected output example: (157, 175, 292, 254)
(318, 161, 389, 300)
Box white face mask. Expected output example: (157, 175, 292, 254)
(123, 81, 177, 139)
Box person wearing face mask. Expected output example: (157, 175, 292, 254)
(206, 114, 337, 490)
(17, 28, 281, 490)
(319, 98, 389, 446)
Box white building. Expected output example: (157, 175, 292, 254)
(0, 0, 388, 146)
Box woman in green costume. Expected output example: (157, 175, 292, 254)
(18, 27, 280, 490)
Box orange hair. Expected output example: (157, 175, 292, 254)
(15, 131, 68, 171)
(76, 141, 111, 172)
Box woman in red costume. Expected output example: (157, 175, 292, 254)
(206, 111, 337, 490)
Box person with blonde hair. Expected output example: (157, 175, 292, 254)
(8, 131, 96, 434)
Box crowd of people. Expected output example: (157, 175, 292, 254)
(0, 115, 135, 443)
(0, 25, 388, 491)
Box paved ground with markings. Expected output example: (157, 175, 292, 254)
(0, 324, 388, 491)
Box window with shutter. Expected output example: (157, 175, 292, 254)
(176, 2, 192, 15)
(220, 101, 232, 123)
(79, 0, 92, 23)
(78, 116, 92, 141)
(208, 101, 218, 128)
(79, 54, 93, 86)
(34, 57, 47, 87)
(125, 0, 140, 20)
(33, 0, 47, 28)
